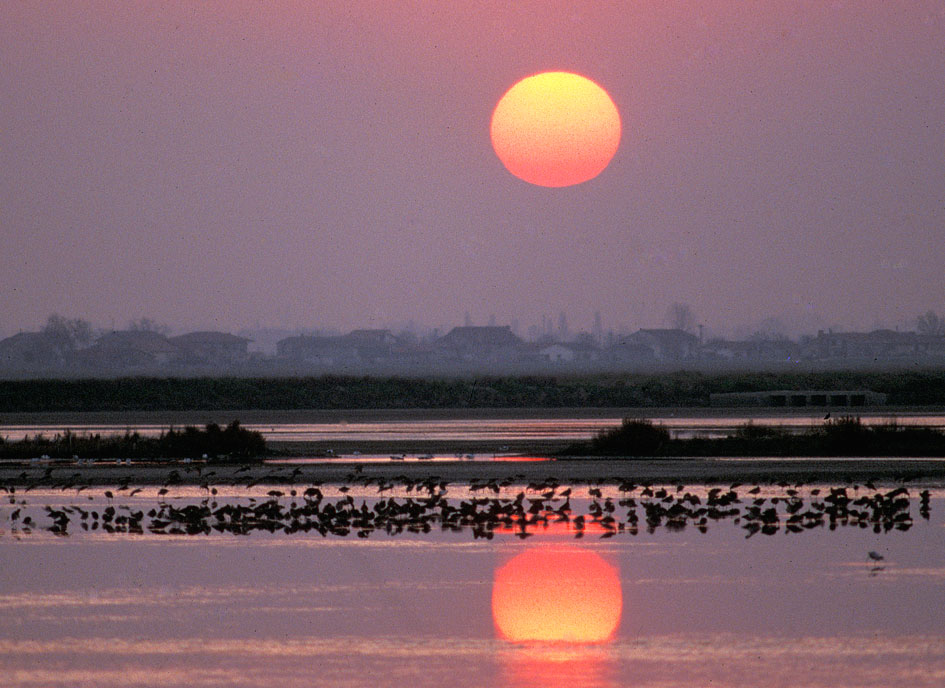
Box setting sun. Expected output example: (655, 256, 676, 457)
(492, 546, 622, 643)
(490, 71, 621, 187)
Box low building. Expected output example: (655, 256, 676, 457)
(169, 331, 251, 366)
(342, 329, 400, 363)
(538, 340, 601, 363)
(539, 343, 576, 363)
(802, 330, 935, 360)
(616, 329, 699, 361)
(434, 326, 525, 363)
(0, 332, 71, 370)
(79, 330, 179, 369)
(709, 390, 887, 407)
(276, 335, 355, 366)
(699, 338, 800, 362)
(276, 329, 401, 367)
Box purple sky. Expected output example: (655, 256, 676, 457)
(3, 2, 944, 338)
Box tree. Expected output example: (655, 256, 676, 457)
(42, 314, 93, 350)
(666, 303, 697, 333)
(916, 311, 945, 336)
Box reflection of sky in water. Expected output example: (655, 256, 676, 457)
(7, 413, 945, 442)
(1, 497, 944, 687)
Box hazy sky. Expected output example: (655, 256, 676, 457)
(3, 2, 944, 338)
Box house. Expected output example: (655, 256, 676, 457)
(802, 330, 930, 360)
(276, 329, 400, 367)
(79, 330, 179, 369)
(539, 343, 577, 363)
(615, 329, 699, 361)
(538, 339, 601, 363)
(276, 335, 355, 366)
(341, 329, 400, 363)
(169, 331, 251, 366)
(699, 338, 800, 362)
(0, 332, 71, 370)
(433, 326, 525, 363)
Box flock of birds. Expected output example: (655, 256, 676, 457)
(0, 466, 934, 544)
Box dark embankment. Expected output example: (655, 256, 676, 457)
(2, 370, 945, 412)
(0, 420, 266, 462)
(568, 416, 945, 457)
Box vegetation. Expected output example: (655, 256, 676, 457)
(1, 370, 945, 412)
(0, 421, 266, 462)
(567, 416, 945, 457)
(587, 419, 671, 455)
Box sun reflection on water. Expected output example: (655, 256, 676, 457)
(492, 542, 622, 686)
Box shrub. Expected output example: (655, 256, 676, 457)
(590, 418, 670, 455)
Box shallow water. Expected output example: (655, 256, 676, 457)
(5, 412, 945, 444)
(1, 484, 943, 687)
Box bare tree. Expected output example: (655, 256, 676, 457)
(666, 303, 697, 333)
(42, 314, 93, 350)
(917, 310, 945, 336)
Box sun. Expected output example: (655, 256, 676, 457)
(490, 71, 621, 188)
(491, 546, 623, 643)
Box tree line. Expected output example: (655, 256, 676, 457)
(1, 370, 945, 412)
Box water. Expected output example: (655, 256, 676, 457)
(5, 411, 945, 444)
(1, 482, 943, 687)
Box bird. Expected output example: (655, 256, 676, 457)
(867, 551, 884, 562)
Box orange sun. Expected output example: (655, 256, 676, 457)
(490, 71, 621, 188)
(492, 546, 622, 643)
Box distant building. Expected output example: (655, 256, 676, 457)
(276, 329, 400, 367)
(169, 331, 251, 366)
(237, 328, 298, 356)
(802, 329, 937, 360)
(710, 390, 887, 407)
(699, 338, 799, 363)
(277, 335, 355, 366)
(79, 330, 179, 369)
(434, 326, 525, 363)
(607, 340, 657, 364)
(616, 329, 699, 361)
(0, 332, 70, 370)
(539, 343, 576, 363)
(538, 340, 601, 364)
(342, 329, 399, 363)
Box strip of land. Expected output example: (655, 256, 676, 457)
(3, 457, 944, 489)
(4, 370, 945, 412)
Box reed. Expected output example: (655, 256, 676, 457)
(0, 420, 266, 462)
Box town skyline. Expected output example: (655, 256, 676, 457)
(4, 309, 945, 379)
(2, 301, 943, 350)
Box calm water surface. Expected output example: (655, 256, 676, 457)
(1, 482, 943, 687)
(5, 412, 945, 443)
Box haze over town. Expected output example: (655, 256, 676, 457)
(3, 2, 944, 340)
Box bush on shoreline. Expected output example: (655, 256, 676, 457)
(0, 420, 266, 463)
(567, 416, 945, 457)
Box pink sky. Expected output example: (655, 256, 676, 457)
(2, 2, 944, 337)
